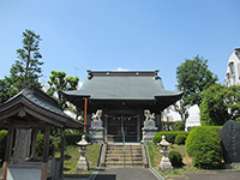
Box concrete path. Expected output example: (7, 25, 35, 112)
(171, 171, 240, 180)
(94, 168, 159, 180)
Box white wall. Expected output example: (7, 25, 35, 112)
(225, 49, 240, 86)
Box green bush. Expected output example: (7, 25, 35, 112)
(64, 130, 82, 145)
(153, 131, 188, 144)
(35, 133, 55, 157)
(186, 126, 223, 169)
(175, 134, 187, 145)
(0, 130, 7, 162)
(173, 122, 185, 131)
(169, 150, 183, 167)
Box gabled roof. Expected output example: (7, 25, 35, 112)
(64, 70, 182, 101)
(0, 88, 81, 128)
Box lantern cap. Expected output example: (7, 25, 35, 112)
(159, 135, 170, 146)
(77, 134, 89, 146)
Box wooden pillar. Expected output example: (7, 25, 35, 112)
(84, 97, 88, 133)
(41, 127, 50, 180)
(59, 128, 65, 180)
(2, 128, 14, 180)
(137, 115, 140, 142)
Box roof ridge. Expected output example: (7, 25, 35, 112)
(87, 70, 159, 79)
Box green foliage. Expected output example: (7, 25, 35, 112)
(173, 121, 185, 131)
(35, 133, 55, 157)
(0, 30, 43, 102)
(169, 150, 183, 168)
(225, 85, 240, 122)
(153, 131, 188, 144)
(177, 56, 217, 106)
(10, 29, 43, 90)
(175, 134, 187, 145)
(47, 70, 79, 108)
(186, 126, 223, 169)
(200, 83, 229, 125)
(64, 130, 82, 145)
(0, 130, 7, 162)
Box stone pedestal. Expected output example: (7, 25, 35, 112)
(89, 127, 104, 143)
(77, 155, 89, 171)
(89, 110, 104, 143)
(142, 126, 157, 142)
(159, 155, 173, 171)
(142, 110, 158, 142)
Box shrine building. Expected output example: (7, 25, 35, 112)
(63, 70, 182, 143)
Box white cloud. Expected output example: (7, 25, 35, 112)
(115, 67, 129, 71)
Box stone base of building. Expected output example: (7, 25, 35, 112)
(89, 128, 104, 143)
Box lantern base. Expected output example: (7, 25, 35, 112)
(159, 156, 173, 171)
(77, 156, 89, 171)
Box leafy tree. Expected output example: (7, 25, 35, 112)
(200, 83, 229, 125)
(0, 30, 43, 102)
(225, 85, 240, 122)
(177, 56, 217, 106)
(9, 29, 43, 90)
(47, 70, 79, 108)
(176, 56, 217, 127)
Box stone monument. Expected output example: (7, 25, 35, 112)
(142, 110, 158, 142)
(159, 135, 173, 170)
(76, 134, 89, 171)
(89, 110, 104, 143)
(221, 120, 240, 163)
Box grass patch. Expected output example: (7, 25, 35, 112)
(147, 142, 161, 167)
(147, 142, 194, 179)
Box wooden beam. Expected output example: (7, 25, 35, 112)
(84, 97, 88, 133)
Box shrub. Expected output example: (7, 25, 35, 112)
(35, 133, 56, 157)
(169, 150, 183, 167)
(64, 130, 82, 145)
(153, 131, 188, 144)
(175, 134, 187, 145)
(173, 122, 185, 131)
(186, 126, 223, 169)
(0, 130, 7, 162)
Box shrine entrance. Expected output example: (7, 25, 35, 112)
(106, 115, 141, 143)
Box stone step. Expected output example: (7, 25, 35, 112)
(107, 146, 142, 149)
(104, 144, 144, 167)
(107, 149, 142, 152)
(105, 162, 144, 167)
(106, 157, 143, 161)
(106, 154, 143, 158)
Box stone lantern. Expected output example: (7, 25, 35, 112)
(76, 134, 89, 171)
(159, 135, 173, 170)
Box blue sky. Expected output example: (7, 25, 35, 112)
(0, 0, 239, 90)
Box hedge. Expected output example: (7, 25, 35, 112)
(175, 134, 187, 145)
(153, 131, 188, 144)
(186, 126, 223, 169)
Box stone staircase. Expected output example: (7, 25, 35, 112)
(104, 144, 145, 168)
